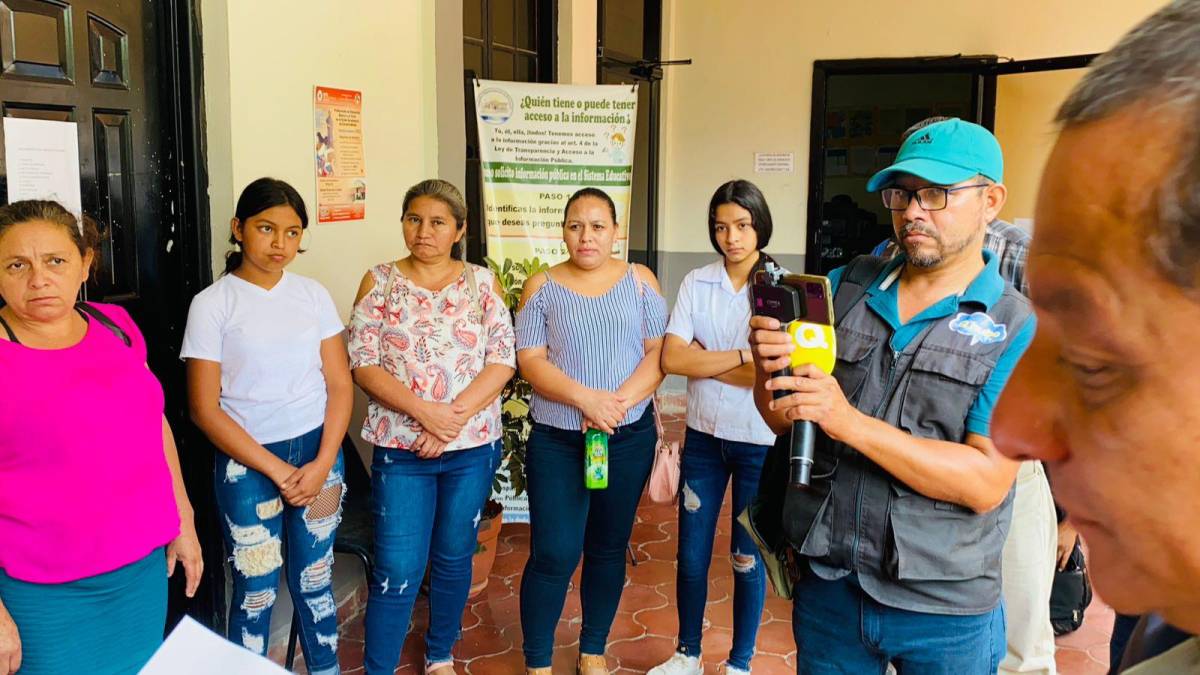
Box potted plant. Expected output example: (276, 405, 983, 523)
(469, 256, 549, 597)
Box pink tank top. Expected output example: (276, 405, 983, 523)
(0, 303, 179, 583)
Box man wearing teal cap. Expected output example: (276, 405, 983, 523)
(750, 118, 1035, 673)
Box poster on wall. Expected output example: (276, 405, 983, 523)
(474, 79, 638, 267)
(473, 79, 639, 523)
(2, 117, 82, 218)
(313, 86, 366, 223)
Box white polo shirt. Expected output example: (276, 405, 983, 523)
(665, 260, 777, 446)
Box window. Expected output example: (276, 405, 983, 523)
(463, 0, 553, 83)
(462, 0, 556, 263)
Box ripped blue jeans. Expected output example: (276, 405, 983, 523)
(674, 427, 769, 671)
(214, 425, 344, 675)
(363, 440, 501, 675)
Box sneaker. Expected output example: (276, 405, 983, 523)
(720, 663, 751, 675)
(648, 652, 703, 675)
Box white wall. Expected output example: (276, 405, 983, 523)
(201, 0, 438, 320)
(659, 0, 1169, 257)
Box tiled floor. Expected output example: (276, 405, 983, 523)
(288, 400, 1118, 674)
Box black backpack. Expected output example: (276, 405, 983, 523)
(1050, 538, 1093, 636)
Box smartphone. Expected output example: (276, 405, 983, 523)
(752, 271, 833, 326)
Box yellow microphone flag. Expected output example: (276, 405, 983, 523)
(786, 321, 837, 375)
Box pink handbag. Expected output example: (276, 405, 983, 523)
(647, 401, 681, 504)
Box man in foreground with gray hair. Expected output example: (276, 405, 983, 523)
(993, 0, 1200, 672)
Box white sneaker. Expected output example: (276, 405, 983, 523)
(721, 663, 751, 675)
(648, 652, 703, 675)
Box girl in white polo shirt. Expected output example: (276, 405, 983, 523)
(182, 178, 353, 675)
(652, 180, 779, 675)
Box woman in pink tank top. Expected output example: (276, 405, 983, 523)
(0, 201, 202, 675)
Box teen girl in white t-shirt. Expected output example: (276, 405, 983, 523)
(182, 178, 352, 675)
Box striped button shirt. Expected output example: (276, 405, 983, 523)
(515, 265, 668, 431)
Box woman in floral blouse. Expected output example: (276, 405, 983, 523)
(348, 179, 515, 675)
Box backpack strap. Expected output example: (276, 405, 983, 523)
(75, 302, 132, 348)
(382, 262, 399, 309)
(0, 312, 19, 343)
(832, 255, 888, 329)
(463, 262, 482, 321)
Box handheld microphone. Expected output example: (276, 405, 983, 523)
(784, 313, 837, 486)
(752, 263, 836, 488)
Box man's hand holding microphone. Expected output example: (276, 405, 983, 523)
(749, 317, 860, 444)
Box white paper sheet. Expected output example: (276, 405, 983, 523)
(3, 117, 82, 218)
(138, 616, 290, 675)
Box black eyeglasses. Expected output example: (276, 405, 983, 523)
(881, 184, 990, 211)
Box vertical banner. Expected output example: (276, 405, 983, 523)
(313, 86, 366, 223)
(475, 79, 638, 265)
(474, 80, 639, 523)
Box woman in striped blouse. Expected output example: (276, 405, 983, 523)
(515, 188, 668, 675)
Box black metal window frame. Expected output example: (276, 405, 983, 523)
(596, 0, 664, 273)
(463, 0, 557, 264)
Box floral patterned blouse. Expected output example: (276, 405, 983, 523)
(348, 262, 516, 451)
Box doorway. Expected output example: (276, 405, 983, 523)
(804, 55, 1096, 275)
(0, 0, 217, 627)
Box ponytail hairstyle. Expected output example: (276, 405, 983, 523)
(225, 178, 309, 275)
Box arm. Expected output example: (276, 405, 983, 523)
(764, 364, 1018, 512)
(712, 358, 756, 387)
(828, 408, 1018, 513)
(315, 333, 353, 464)
(615, 264, 667, 406)
(661, 333, 745, 378)
(162, 415, 203, 596)
(615, 335, 665, 405)
(187, 358, 295, 487)
(517, 345, 594, 409)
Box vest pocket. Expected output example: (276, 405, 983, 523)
(784, 485, 833, 558)
(885, 482, 997, 581)
(832, 328, 879, 403)
(899, 348, 990, 442)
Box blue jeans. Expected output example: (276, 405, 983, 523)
(214, 425, 344, 675)
(791, 574, 1005, 674)
(675, 428, 769, 670)
(519, 410, 656, 668)
(364, 440, 502, 675)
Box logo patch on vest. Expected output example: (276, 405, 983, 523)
(948, 312, 1008, 345)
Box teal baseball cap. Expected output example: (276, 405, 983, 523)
(866, 118, 1004, 192)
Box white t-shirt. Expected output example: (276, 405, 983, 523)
(666, 259, 777, 446)
(181, 271, 344, 444)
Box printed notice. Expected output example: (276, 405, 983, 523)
(3, 118, 82, 217)
(314, 86, 366, 223)
(475, 79, 639, 264)
(754, 152, 794, 174)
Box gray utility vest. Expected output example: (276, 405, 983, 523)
(796, 255, 1033, 615)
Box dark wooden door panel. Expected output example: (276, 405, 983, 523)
(1, 0, 222, 630)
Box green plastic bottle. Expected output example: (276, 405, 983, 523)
(584, 428, 609, 490)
